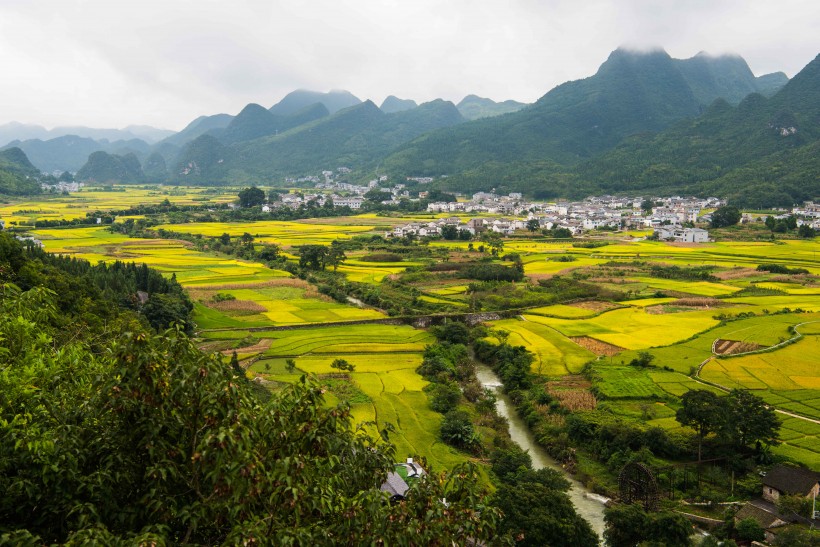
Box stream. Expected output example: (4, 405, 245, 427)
(475, 363, 608, 541)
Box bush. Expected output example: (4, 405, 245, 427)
(429, 383, 461, 414)
(440, 410, 478, 449)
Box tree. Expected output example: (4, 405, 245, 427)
(298, 244, 329, 270)
(330, 358, 355, 372)
(267, 189, 281, 202)
(492, 482, 598, 546)
(798, 224, 816, 238)
(237, 186, 266, 208)
(628, 351, 655, 368)
(439, 410, 477, 449)
(440, 224, 459, 240)
(605, 504, 691, 547)
(429, 382, 461, 414)
(256, 243, 280, 261)
(710, 206, 741, 228)
(432, 321, 470, 345)
(736, 517, 765, 542)
(327, 241, 347, 271)
(285, 358, 296, 374)
(720, 389, 780, 450)
(604, 503, 649, 547)
(219, 232, 231, 245)
(676, 389, 724, 462)
(480, 231, 504, 256)
(526, 218, 540, 232)
(491, 446, 533, 480)
(765, 215, 776, 230)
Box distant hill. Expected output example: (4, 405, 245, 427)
(76, 151, 145, 184)
(160, 113, 234, 148)
(384, 48, 791, 179)
(380, 96, 418, 113)
(456, 95, 527, 120)
(0, 122, 172, 147)
(577, 53, 820, 207)
(172, 134, 230, 183)
(218, 102, 329, 145)
(1, 135, 153, 174)
(0, 147, 42, 195)
(755, 72, 790, 96)
(269, 90, 361, 116)
(173, 99, 465, 184)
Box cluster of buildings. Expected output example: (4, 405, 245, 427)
(389, 217, 527, 238)
(424, 194, 722, 241)
(42, 181, 84, 192)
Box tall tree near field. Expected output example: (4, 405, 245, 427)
(237, 186, 265, 207)
(709, 206, 741, 228)
(675, 389, 724, 462)
(721, 389, 781, 450)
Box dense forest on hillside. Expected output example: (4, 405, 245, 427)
(0, 147, 42, 195)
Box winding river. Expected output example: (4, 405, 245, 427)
(475, 363, 608, 541)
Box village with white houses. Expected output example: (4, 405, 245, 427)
(256, 167, 820, 243)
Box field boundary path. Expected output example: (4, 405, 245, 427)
(692, 321, 820, 426)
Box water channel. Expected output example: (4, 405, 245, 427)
(475, 363, 608, 541)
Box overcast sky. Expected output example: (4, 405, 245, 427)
(1, 0, 818, 131)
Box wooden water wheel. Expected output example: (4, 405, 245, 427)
(618, 462, 659, 511)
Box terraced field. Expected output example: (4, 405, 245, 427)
(492, 318, 595, 375)
(238, 324, 467, 470)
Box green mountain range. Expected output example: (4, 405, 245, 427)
(171, 99, 465, 184)
(383, 48, 790, 177)
(576, 53, 820, 207)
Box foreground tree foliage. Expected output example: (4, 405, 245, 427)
(0, 286, 501, 545)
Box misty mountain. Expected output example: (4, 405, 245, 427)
(172, 134, 230, 183)
(383, 48, 791, 178)
(755, 72, 790, 96)
(0, 122, 172, 147)
(455, 95, 527, 120)
(160, 113, 234, 147)
(76, 151, 145, 183)
(269, 90, 361, 116)
(1, 135, 153, 173)
(577, 53, 820, 207)
(218, 102, 329, 145)
(0, 147, 42, 195)
(143, 152, 168, 181)
(380, 96, 418, 113)
(173, 99, 464, 184)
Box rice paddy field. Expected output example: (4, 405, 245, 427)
(153, 220, 377, 247)
(0, 186, 235, 225)
(226, 324, 469, 470)
(12, 191, 820, 469)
